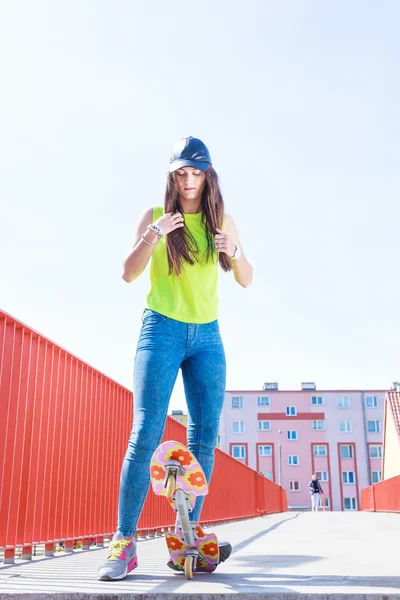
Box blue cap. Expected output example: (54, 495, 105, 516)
(169, 136, 212, 173)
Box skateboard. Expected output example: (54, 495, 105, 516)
(150, 440, 219, 579)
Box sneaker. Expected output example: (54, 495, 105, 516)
(167, 540, 232, 572)
(218, 540, 232, 563)
(98, 531, 138, 581)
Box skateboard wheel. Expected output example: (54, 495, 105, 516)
(165, 473, 175, 499)
(184, 555, 193, 580)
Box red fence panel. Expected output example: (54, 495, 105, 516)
(360, 475, 400, 513)
(0, 311, 132, 552)
(0, 310, 287, 557)
(360, 485, 375, 511)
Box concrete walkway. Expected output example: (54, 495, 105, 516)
(1, 511, 400, 598)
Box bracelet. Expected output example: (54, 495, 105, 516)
(147, 223, 164, 239)
(142, 233, 159, 246)
(230, 245, 242, 260)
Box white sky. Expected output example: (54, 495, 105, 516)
(1, 1, 399, 410)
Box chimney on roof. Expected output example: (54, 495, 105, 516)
(263, 382, 278, 391)
(392, 381, 400, 392)
(301, 382, 316, 391)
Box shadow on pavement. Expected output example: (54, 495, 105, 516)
(232, 512, 301, 554)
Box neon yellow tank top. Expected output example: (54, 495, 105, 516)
(146, 207, 219, 324)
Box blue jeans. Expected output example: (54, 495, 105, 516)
(117, 309, 226, 536)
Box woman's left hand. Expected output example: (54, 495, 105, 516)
(214, 228, 236, 258)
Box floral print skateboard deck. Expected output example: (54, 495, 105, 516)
(166, 524, 219, 572)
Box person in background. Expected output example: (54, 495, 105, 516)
(309, 473, 323, 512)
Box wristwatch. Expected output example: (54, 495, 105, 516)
(230, 245, 241, 260)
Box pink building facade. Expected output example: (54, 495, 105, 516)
(220, 383, 385, 511)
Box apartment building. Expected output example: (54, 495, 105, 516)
(170, 409, 188, 426)
(220, 383, 385, 511)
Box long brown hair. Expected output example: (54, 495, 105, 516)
(164, 166, 232, 276)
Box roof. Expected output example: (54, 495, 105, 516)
(226, 389, 387, 394)
(387, 391, 400, 437)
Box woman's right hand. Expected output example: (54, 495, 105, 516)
(154, 212, 185, 235)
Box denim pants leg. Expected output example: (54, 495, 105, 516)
(182, 321, 226, 522)
(117, 310, 226, 535)
(117, 310, 185, 536)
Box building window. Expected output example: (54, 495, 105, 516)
(263, 471, 273, 480)
(366, 395, 379, 408)
(369, 445, 382, 459)
(344, 497, 357, 511)
(258, 445, 272, 456)
(287, 430, 298, 440)
(232, 445, 246, 459)
(371, 470, 382, 484)
(258, 420, 271, 431)
(258, 396, 270, 406)
(368, 420, 380, 433)
(232, 396, 243, 409)
(288, 455, 299, 466)
(217, 435, 221, 445)
(315, 470, 329, 481)
(232, 421, 245, 434)
(289, 480, 300, 491)
(340, 444, 354, 459)
(337, 395, 351, 408)
(311, 396, 323, 405)
(286, 406, 297, 416)
(313, 445, 327, 456)
(176, 417, 183, 423)
(339, 420, 352, 433)
(322, 496, 330, 508)
(312, 420, 326, 430)
(342, 471, 355, 484)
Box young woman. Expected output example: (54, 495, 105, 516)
(98, 136, 253, 580)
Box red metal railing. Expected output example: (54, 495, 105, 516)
(360, 475, 400, 513)
(0, 310, 287, 561)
